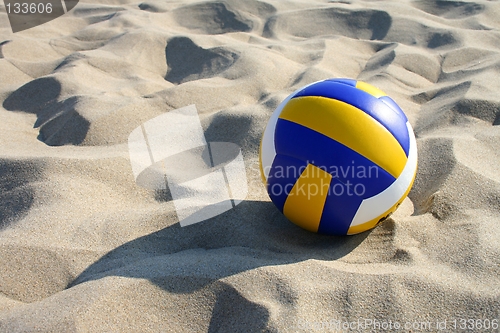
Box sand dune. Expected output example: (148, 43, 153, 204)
(0, 0, 499, 331)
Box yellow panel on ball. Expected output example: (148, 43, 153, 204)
(283, 164, 332, 233)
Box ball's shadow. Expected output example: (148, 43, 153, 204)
(69, 199, 371, 291)
(68, 198, 371, 330)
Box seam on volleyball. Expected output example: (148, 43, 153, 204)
(349, 121, 417, 227)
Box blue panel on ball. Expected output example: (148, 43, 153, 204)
(274, 119, 396, 199)
(379, 96, 408, 122)
(317, 178, 364, 235)
(266, 154, 309, 213)
(292, 80, 410, 156)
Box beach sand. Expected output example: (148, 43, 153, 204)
(0, 0, 499, 331)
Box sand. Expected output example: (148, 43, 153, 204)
(0, 0, 499, 331)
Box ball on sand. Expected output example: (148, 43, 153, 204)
(259, 78, 417, 235)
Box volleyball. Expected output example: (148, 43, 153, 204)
(259, 78, 418, 235)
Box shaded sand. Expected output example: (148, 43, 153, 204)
(1, 0, 499, 331)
